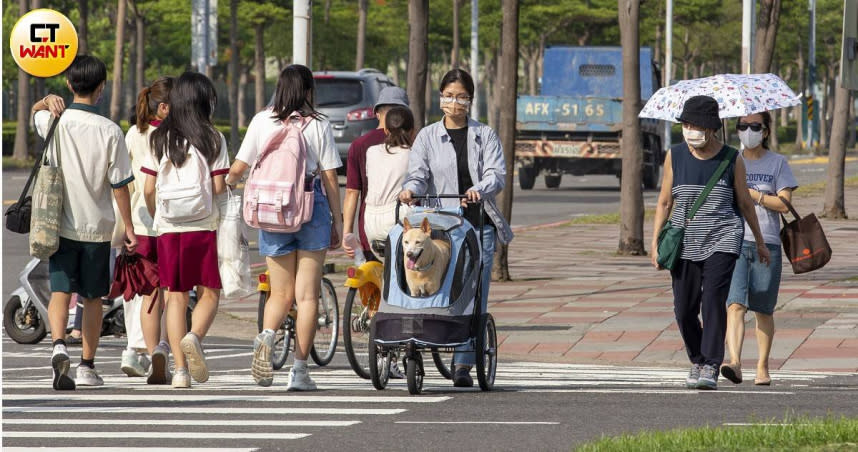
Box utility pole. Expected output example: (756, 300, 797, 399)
(470, 0, 480, 120)
(663, 0, 672, 152)
(741, 0, 755, 74)
(293, 0, 311, 66)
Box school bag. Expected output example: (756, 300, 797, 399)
(156, 147, 213, 223)
(243, 113, 315, 233)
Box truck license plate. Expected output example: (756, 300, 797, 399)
(551, 144, 581, 157)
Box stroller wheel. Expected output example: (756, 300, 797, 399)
(406, 355, 424, 395)
(369, 342, 390, 390)
(431, 349, 452, 380)
(476, 314, 497, 391)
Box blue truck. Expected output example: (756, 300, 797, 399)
(516, 46, 664, 189)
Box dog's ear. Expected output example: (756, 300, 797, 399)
(420, 217, 431, 234)
(402, 218, 411, 230)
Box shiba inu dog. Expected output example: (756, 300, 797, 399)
(401, 217, 451, 297)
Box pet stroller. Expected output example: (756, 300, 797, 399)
(369, 195, 497, 394)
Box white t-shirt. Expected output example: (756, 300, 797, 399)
(235, 109, 342, 174)
(741, 149, 798, 245)
(365, 143, 410, 207)
(125, 124, 158, 237)
(32, 107, 133, 243)
(141, 133, 231, 234)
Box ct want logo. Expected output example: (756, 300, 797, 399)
(9, 9, 78, 77)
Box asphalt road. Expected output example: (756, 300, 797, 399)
(3, 161, 850, 301)
(3, 336, 858, 451)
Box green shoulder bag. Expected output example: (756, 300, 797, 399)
(657, 146, 737, 270)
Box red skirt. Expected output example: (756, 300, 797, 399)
(156, 231, 222, 292)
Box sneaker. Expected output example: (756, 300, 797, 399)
(172, 367, 191, 388)
(685, 363, 702, 388)
(75, 365, 104, 386)
(147, 344, 172, 385)
(180, 332, 208, 383)
(696, 364, 718, 390)
(453, 366, 473, 388)
(51, 345, 75, 391)
(120, 349, 147, 377)
(388, 358, 405, 379)
(286, 366, 317, 391)
(139, 353, 151, 373)
(720, 363, 743, 384)
(251, 331, 275, 387)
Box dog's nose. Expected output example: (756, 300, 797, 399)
(406, 251, 413, 258)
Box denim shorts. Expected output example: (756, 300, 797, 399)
(258, 180, 331, 257)
(726, 240, 782, 315)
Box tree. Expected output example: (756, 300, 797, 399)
(131, 0, 145, 87)
(78, 0, 89, 54)
(13, 0, 30, 161)
(356, 0, 367, 70)
(617, 0, 645, 255)
(407, 0, 429, 128)
(109, 0, 127, 122)
(451, 0, 461, 67)
(753, 0, 781, 73)
(492, 0, 518, 281)
(822, 83, 850, 219)
(228, 0, 239, 152)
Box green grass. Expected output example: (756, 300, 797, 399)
(795, 175, 858, 196)
(2, 156, 36, 169)
(566, 209, 656, 225)
(576, 417, 858, 452)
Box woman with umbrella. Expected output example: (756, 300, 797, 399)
(651, 95, 770, 390)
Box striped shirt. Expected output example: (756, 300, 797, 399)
(669, 143, 744, 261)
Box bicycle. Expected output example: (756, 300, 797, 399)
(256, 270, 339, 370)
(342, 245, 452, 381)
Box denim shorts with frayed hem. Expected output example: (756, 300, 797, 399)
(258, 181, 332, 257)
(726, 241, 782, 315)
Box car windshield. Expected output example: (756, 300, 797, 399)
(315, 79, 364, 108)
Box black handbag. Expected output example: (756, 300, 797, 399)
(4, 117, 60, 234)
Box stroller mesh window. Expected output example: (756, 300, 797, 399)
(450, 229, 479, 301)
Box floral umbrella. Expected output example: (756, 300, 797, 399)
(639, 73, 801, 122)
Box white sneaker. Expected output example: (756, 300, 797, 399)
(286, 366, 317, 391)
(147, 344, 172, 385)
(120, 349, 147, 377)
(180, 332, 208, 383)
(251, 331, 275, 387)
(75, 365, 104, 386)
(172, 367, 191, 388)
(51, 345, 75, 390)
(388, 359, 405, 379)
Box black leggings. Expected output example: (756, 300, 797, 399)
(670, 252, 738, 367)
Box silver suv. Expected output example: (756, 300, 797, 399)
(313, 69, 396, 165)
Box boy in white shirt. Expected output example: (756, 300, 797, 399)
(32, 55, 137, 390)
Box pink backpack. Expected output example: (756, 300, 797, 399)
(243, 114, 315, 233)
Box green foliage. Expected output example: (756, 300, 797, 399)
(576, 416, 858, 452)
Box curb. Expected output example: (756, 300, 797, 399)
(789, 156, 858, 165)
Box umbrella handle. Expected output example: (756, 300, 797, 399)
(147, 291, 159, 314)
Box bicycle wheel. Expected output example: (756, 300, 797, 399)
(432, 349, 453, 380)
(271, 316, 293, 371)
(310, 277, 339, 366)
(343, 287, 372, 379)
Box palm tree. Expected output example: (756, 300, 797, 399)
(407, 0, 429, 128)
(617, 0, 645, 255)
(492, 0, 519, 281)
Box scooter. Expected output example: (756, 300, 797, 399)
(3, 258, 128, 344)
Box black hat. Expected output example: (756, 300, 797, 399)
(676, 95, 722, 130)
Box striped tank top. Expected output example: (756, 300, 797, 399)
(669, 143, 744, 261)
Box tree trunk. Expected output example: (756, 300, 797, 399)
(228, 0, 240, 152)
(238, 68, 248, 126)
(126, 19, 136, 119)
(136, 10, 144, 87)
(618, 0, 645, 255)
(31, 0, 44, 98)
(356, 0, 368, 70)
(451, 0, 461, 68)
(820, 69, 833, 150)
(753, 0, 781, 73)
(78, 0, 89, 54)
(255, 23, 265, 113)
(769, 107, 779, 150)
(492, 0, 518, 282)
(109, 0, 127, 123)
(821, 84, 850, 219)
(485, 48, 499, 130)
(407, 0, 429, 128)
(795, 43, 805, 149)
(848, 100, 856, 149)
(13, 0, 31, 161)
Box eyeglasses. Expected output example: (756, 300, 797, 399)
(736, 122, 765, 132)
(440, 94, 472, 106)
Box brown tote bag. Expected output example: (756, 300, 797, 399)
(778, 196, 832, 274)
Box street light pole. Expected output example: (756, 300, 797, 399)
(664, 0, 672, 152)
(741, 0, 755, 74)
(470, 0, 479, 120)
(293, 0, 311, 66)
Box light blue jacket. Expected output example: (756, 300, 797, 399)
(402, 117, 514, 244)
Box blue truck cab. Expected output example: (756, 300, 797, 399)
(516, 46, 664, 189)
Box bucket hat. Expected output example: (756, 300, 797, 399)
(676, 95, 722, 130)
(374, 87, 409, 112)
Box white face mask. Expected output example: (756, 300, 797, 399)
(683, 128, 708, 149)
(738, 128, 764, 149)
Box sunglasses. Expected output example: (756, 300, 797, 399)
(736, 122, 765, 132)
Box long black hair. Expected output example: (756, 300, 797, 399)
(271, 64, 324, 121)
(384, 106, 414, 153)
(150, 72, 220, 167)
